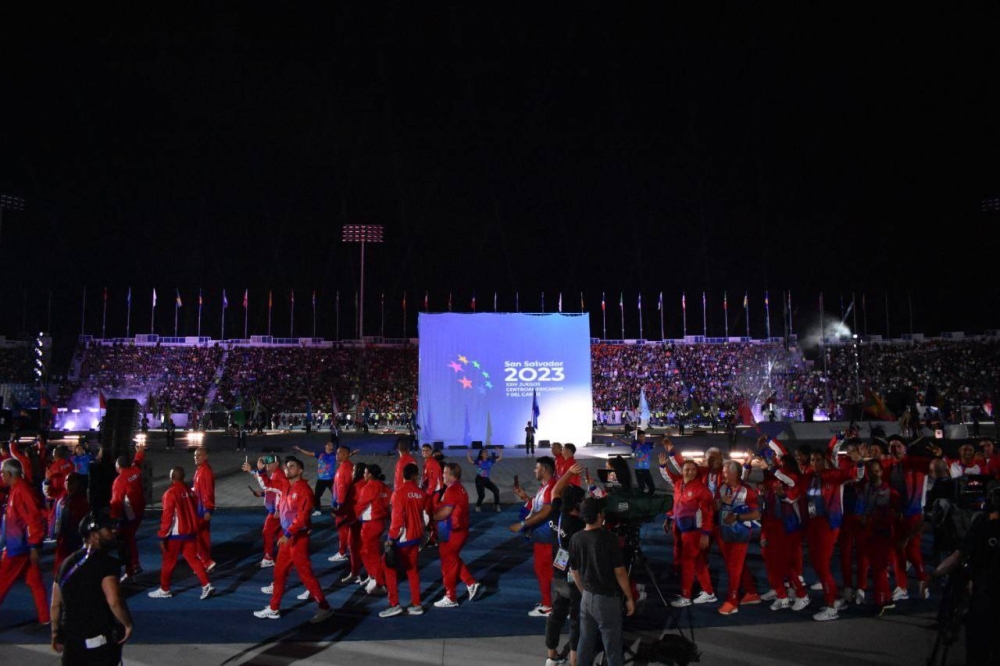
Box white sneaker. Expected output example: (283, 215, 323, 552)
(204, 560, 217, 573)
(842, 587, 853, 603)
(770, 597, 792, 611)
(495, 505, 502, 513)
(254, 606, 280, 619)
(365, 578, 378, 594)
(812, 606, 839, 621)
(328, 552, 349, 563)
(475, 506, 481, 512)
(312, 510, 322, 516)
(434, 596, 460, 608)
(261, 584, 274, 595)
(833, 599, 847, 611)
(760, 589, 778, 602)
(357, 576, 371, 588)
(259, 558, 275, 568)
(855, 589, 866, 605)
(892, 587, 909, 601)
(527, 604, 552, 617)
(368, 585, 387, 596)
(692, 591, 717, 605)
(467, 582, 481, 601)
(379, 605, 404, 618)
(309, 607, 335, 624)
(200, 584, 215, 600)
(297, 589, 312, 601)
(406, 605, 424, 615)
(810, 581, 824, 591)
(791, 595, 811, 612)
(670, 596, 692, 608)
(148, 588, 172, 599)
(922, 586, 931, 600)
(545, 659, 568, 666)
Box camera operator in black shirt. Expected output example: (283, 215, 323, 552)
(50, 510, 133, 666)
(922, 484, 1000, 666)
(569, 498, 635, 666)
(545, 483, 587, 666)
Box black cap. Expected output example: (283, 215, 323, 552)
(79, 510, 117, 539)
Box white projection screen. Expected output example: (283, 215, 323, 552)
(417, 313, 592, 448)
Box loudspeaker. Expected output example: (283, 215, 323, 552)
(471, 440, 483, 449)
(539, 440, 550, 449)
(90, 399, 140, 512)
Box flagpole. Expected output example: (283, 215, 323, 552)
(174, 293, 179, 337)
(884, 291, 890, 338)
(197, 289, 202, 338)
(221, 290, 226, 340)
(402, 292, 407, 338)
(788, 291, 794, 336)
(852, 291, 858, 334)
(314, 291, 318, 339)
(619, 292, 624, 339)
(126, 288, 131, 338)
(765, 291, 771, 340)
(290, 291, 295, 338)
(908, 291, 913, 336)
(515, 291, 519, 313)
(658, 292, 664, 341)
(601, 292, 606, 340)
(682, 292, 687, 337)
(820, 292, 829, 407)
(267, 289, 273, 337)
(702, 291, 707, 337)
(335, 290, 340, 340)
(380, 292, 385, 338)
(723, 291, 729, 338)
(862, 292, 868, 337)
(744, 292, 750, 338)
(81, 286, 86, 335)
(638, 293, 643, 340)
(101, 287, 107, 339)
(243, 290, 248, 339)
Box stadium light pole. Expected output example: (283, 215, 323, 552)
(341, 224, 384, 340)
(0, 194, 26, 261)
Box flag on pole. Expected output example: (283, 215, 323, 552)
(531, 388, 540, 429)
(580, 292, 584, 312)
(682, 292, 686, 311)
(243, 289, 248, 308)
(743, 292, 748, 308)
(638, 387, 650, 428)
(448, 292, 452, 311)
(658, 292, 663, 311)
(312, 290, 316, 307)
(98, 391, 107, 410)
(619, 292, 623, 311)
(175, 290, 182, 307)
(638, 292, 642, 310)
(494, 291, 498, 312)
(290, 290, 295, 305)
(127, 288, 131, 306)
(402, 291, 407, 309)
(222, 290, 229, 308)
(724, 292, 728, 310)
(103, 287, 108, 304)
(558, 292, 562, 313)
(601, 292, 605, 311)
(198, 289, 203, 307)
(471, 292, 476, 311)
(151, 289, 157, 307)
(424, 291, 429, 311)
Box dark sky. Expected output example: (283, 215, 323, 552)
(2, 5, 998, 348)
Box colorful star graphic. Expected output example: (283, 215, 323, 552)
(459, 377, 473, 389)
(458, 355, 469, 364)
(482, 371, 490, 379)
(485, 381, 493, 389)
(448, 361, 463, 373)
(472, 360, 480, 369)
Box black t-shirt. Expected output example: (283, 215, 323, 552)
(551, 512, 586, 581)
(58, 548, 123, 641)
(568, 527, 625, 597)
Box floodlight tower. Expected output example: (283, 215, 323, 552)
(341, 224, 384, 339)
(0, 194, 26, 261)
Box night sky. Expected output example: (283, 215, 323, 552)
(3, 5, 998, 353)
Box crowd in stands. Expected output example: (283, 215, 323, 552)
(32, 337, 1000, 426)
(0, 346, 33, 384)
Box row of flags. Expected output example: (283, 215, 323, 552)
(110, 288, 779, 313)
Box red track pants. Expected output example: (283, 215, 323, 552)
(120, 519, 142, 575)
(439, 529, 475, 601)
(761, 526, 806, 599)
(719, 539, 757, 603)
(268, 533, 329, 611)
(838, 516, 867, 591)
(160, 538, 210, 591)
(807, 519, 840, 607)
(894, 514, 927, 587)
(262, 513, 281, 562)
(868, 532, 894, 606)
(534, 542, 553, 607)
(0, 553, 49, 623)
(196, 518, 212, 565)
(360, 520, 386, 586)
(677, 530, 713, 599)
(386, 543, 422, 608)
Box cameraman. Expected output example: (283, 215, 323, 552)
(922, 485, 1000, 666)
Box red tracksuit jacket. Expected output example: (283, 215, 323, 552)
(390, 480, 428, 547)
(2, 481, 45, 556)
(355, 479, 390, 522)
(158, 481, 201, 540)
(192, 463, 216, 518)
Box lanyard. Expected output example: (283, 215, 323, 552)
(557, 514, 564, 549)
(59, 548, 92, 588)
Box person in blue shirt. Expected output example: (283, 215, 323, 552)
(630, 430, 655, 495)
(293, 441, 339, 515)
(70, 442, 95, 492)
(466, 448, 503, 512)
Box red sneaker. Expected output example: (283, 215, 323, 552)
(740, 592, 762, 605)
(718, 601, 739, 615)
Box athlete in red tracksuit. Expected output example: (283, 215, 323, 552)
(803, 449, 864, 620)
(331, 447, 355, 560)
(381, 462, 429, 616)
(53, 472, 90, 576)
(858, 459, 901, 612)
(394, 439, 416, 489)
(150, 467, 213, 598)
(881, 437, 933, 597)
(0, 458, 49, 623)
(256, 458, 333, 622)
(433, 463, 479, 607)
(659, 456, 716, 606)
(191, 447, 216, 570)
(109, 446, 147, 577)
(758, 456, 808, 610)
(246, 456, 289, 567)
(510, 457, 557, 615)
(354, 465, 390, 591)
(716, 462, 761, 614)
(833, 440, 867, 604)
(45, 448, 75, 538)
